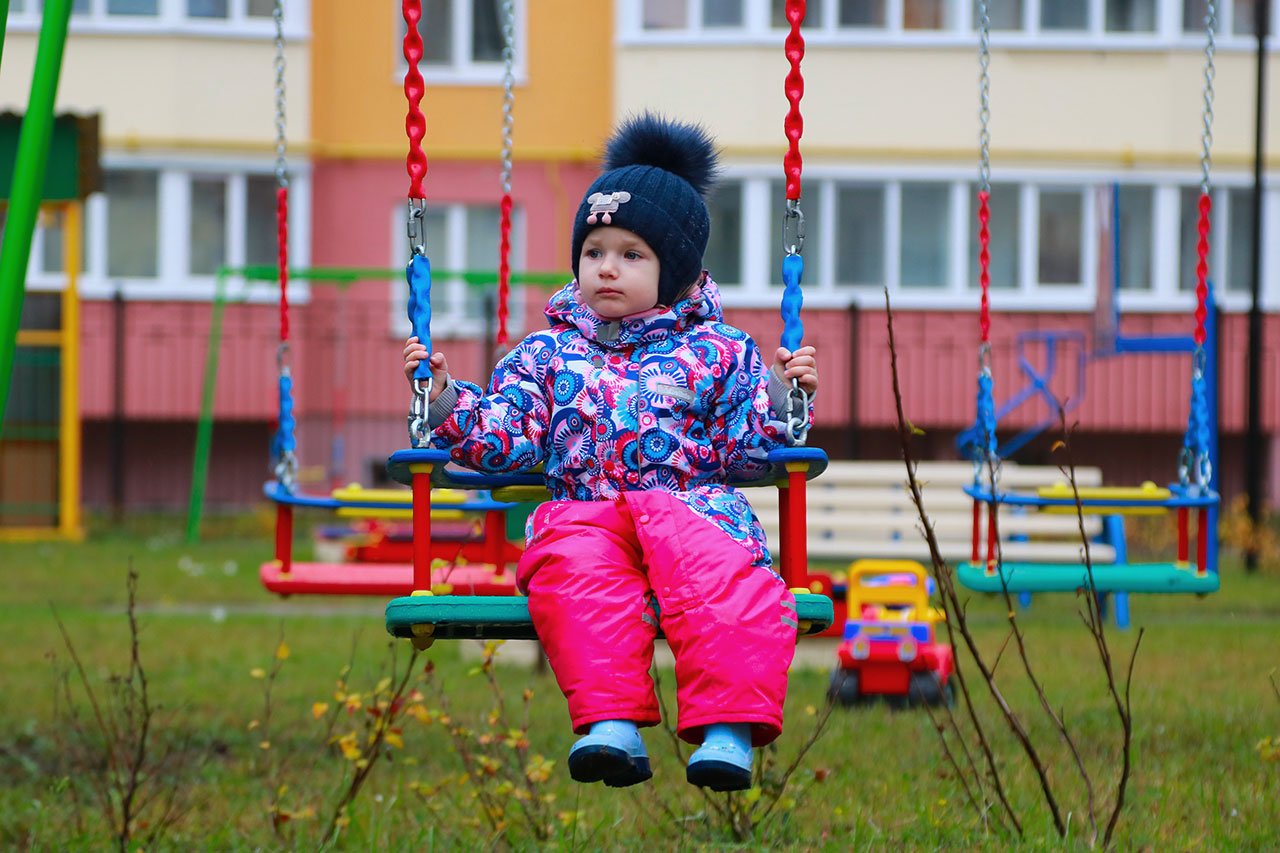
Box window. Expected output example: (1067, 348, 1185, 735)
(900, 183, 950, 288)
(6, 0, 294, 32)
(245, 175, 279, 267)
(1116, 186, 1155, 291)
(38, 208, 86, 275)
(28, 162, 307, 302)
(1184, 0, 1273, 35)
(1226, 188, 1256, 293)
(704, 0, 745, 27)
(644, 0, 688, 28)
(190, 177, 228, 276)
(969, 184, 1020, 290)
(1040, 0, 1088, 30)
(1104, 0, 1157, 32)
(406, 0, 518, 79)
(979, 0, 1023, 30)
(106, 171, 159, 278)
(394, 202, 523, 337)
(835, 183, 884, 286)
(705, 179, 744, 284)
(1038, 189, 1083, 284)
(840, 0, 886, 27)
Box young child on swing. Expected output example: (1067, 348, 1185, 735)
(402, 113, 818, 792)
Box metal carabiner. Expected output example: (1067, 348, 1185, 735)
(783, 198, 806, 256)
(407, 198, 428, 257)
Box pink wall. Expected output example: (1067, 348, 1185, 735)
(853, 310, 1280, 434)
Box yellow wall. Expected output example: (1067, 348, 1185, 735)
(618, 45, 1279, 170)
(311, 1, 612, 162)
(0, 35, 309, 150)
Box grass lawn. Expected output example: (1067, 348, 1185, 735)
(2, 512, 1278, 849)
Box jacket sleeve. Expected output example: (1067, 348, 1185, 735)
(425, 335, 551, 473)
(714, 335, 814, 478)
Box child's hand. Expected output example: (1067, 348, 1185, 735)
(772, 345, 818, 395)
(403, 336, 449, 402)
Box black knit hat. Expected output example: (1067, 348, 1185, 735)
(571, 112, 720, 307)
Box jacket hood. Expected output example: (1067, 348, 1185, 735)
(544, 274, 723, 348)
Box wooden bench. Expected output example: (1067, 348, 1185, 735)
(747, 460, 1121, 568)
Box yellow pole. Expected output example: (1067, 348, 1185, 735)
(59, 201, 82, 540)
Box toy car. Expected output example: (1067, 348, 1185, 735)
(827, 559, 954, 708)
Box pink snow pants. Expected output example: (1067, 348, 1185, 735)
(516, 489, 798, 747)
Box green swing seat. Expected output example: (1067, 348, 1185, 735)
(956, 561, 1220, 595)
(386, 592, 836, 643)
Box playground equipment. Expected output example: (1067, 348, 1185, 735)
(383, 0, 833, 645)
(955, 2, 1222, 626)
(248, 2, 528, 597)
(827, 560, 954, 709)
(0, 0, 88, 541)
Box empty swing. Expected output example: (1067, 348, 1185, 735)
(955, 2, 1222, 618)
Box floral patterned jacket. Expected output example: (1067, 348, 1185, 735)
(428, 275, 811, 569)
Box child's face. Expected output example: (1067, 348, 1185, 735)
(577, 227, 660, 319)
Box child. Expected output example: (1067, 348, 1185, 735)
(403, 113, 818, 792)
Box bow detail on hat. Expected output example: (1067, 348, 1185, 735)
(585, 191, 632, 225)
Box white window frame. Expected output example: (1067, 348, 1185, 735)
(708, 165, 1278, 314)
(4, 0, 310, 39)
(394, 0, 529, 86)
(386, 201, 526, 341)
(26, 153, 311, 304)
(618, 0, 1279, 51)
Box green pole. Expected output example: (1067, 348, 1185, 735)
(185, 270, 230, 543)
(0, 0, 73, 433)
(0, 0, 13, 76)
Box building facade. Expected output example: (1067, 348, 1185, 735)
(1, 0, 1277, 518)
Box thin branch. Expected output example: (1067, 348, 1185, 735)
(884, 289, 1024, 837)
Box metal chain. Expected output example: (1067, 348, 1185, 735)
(272, 0, 288, 190)
(1198, 1, 1217, 196)
(499, 0, 515, 197)
(976, 0, 991, 194)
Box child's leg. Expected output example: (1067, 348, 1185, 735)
(516, 499, 661, 732)
(626, 490, 797, 748)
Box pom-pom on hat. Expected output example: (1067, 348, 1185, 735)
(571, 112, 720, 307)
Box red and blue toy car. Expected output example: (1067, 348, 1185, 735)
(827, 559, 954, 708)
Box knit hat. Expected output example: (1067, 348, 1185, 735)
(571, 112, 720, 307)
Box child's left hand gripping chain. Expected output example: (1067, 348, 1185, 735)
(402, 336, 449, 402)
(773, 345, 818, 395)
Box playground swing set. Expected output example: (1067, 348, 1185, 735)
(247, 0, 538, 599)
(953, 1, 1223, 624)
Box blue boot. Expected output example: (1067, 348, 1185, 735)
(686, 723, 753, 792)
(567, 720, 652, 788)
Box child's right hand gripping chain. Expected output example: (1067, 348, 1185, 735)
(402, 336, 449, 403)
(772, 345, 818, 396)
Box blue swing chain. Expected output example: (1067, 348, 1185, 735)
(403, 0, 434, 449)
(780, 0, 810, 447)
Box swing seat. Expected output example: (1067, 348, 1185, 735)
(964, 483, 1218, 512)
(385, 446, 829, 491)
(329, 484, 478, 520)
(262, 560, 517, 597)
(1035, 481, 1172, 516)
(956, 561, 1220, 594)
(385, 591, 836, 643)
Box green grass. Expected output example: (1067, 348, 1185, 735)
(2, 514, 1278, 849)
